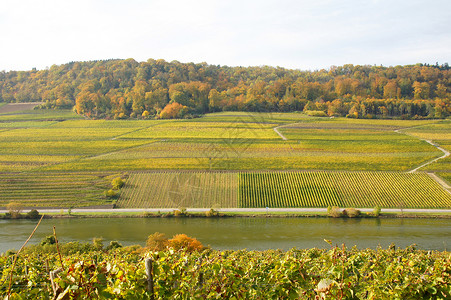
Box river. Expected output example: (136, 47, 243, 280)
(1, 217, 450, 253)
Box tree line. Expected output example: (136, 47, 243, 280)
(0, 59, 450, 119)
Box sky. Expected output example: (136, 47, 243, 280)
(0, 0, 450, 71)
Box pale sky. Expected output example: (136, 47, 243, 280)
(0, 0, 450, 71)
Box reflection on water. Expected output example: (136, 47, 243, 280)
(0, 217, 449, 253)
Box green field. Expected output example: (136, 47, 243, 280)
(0, 109, 450, 208)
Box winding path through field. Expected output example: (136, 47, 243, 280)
(273, 125, 288, 140)
(408, 140, 450, 173)
(394, 127, 450, 173)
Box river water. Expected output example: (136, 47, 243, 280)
(1, 217, 450, 253)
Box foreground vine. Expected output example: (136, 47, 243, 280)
(1, 239, 449, 299)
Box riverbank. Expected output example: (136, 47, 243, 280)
(1, 207, 451, 219)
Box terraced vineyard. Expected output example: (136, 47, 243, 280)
(0, 173, 112, 208)
(117, 171, 451, 209)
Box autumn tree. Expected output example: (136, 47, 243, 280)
(159, 102, 188, 119)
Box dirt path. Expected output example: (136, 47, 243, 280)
(408, 140, 450, 173)
(394, 128, 450, 173)
(427, 172, 451, 191)
(273, 125, 288, 140)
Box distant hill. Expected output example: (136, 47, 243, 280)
(0, 59, 449, 119)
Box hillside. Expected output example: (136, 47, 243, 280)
(0, 60, 450, 120)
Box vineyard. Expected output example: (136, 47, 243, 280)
(117, 171, 451, 209)
(0, 110, 450, 209)
(119, 172, 238, 208)
(1, 243, 450, 299)
(0, 110, 445, 173)
(239, 171, 451, 208)
(0, 173, 112, 208)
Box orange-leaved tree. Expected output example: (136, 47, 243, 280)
(159, 102, 188, 119)
(168, 234, 204, 252)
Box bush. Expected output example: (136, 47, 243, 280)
(146, 232, 168, 251)
(373, 205, 381, 217)
(328, 206, 343, 218)
(92, 237, 104, 250)
(106, 241, 122, 250)
(5, 249, 16, 256)
(112, 177, 124, 189)
(26, 209, 40, 219)
(343, 208, 361, 218)
(174, 208, 187, 217)
(104, 189, 118, 199)
(205, 208, 218, 217)
(40, 235, 56, 246)
(167, 234, 204, 252)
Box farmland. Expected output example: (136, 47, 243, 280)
(116, 171, 451, 209)
(0, 172, 112, 208)
(0, 109, 450, 209)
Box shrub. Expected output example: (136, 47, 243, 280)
(328, 206, 342, 218)
(40, 235, 56, 246)
(142, 110, 150, 118)
(122, 244, 143, 253)
(373, 205, 381, 217)
(146, 232, 168, 251)
(26, 209, 40, 219)
(112, 177, 124, 189)
(5, 249, 16, 256)
(92, 237, 104, 250)
(106, 241, 122, 250)
(104, 189, 118, 199)
(167, 234, 204, 252)
(174, 208, 187, 217)
(205, 208, 218, 217)
(343, 208, 361, 218)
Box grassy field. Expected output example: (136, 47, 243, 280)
(0, 109, 450, 208)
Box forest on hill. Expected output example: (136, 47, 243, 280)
(0, 59, 450, 119)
